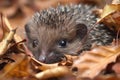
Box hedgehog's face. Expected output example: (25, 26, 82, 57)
(25, 23, 87, 64)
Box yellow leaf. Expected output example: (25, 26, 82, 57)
(98, 4, 120, 22)
(0, 54, 31, 79)
(35, 66, 71, 80)
(98, 4, 120, 31)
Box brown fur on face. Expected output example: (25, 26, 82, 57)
(25, 22, 87, 63)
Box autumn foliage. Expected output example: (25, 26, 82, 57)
(0, 0, 120, 80)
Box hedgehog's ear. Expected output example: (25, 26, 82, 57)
(75, 23, 88, 39)
(25, 24, 31, 33)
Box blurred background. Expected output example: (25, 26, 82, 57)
(0, 0, 112, 38)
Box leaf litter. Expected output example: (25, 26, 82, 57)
(0, 0, 120, 80)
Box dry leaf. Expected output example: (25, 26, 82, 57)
(0, 54, 32, 79)
(94, 75, 120, 80)
(1, 1, 120, 80)
(58, 55, 78, 66)
(110, 57, 120, 76)
(0, 14, 20, 56)
(0, 13, 10, 41)
(31, 57, 58, 71)
(72, 40, 120, 79)
(31, 54, 77, 71)
(112, 0, 120, 4)
(0, 29, 16, 56)
(35, 66, 71, 80)
(112, 62, 120, 74)
(2, 12, 25, 42)
(97, 4, 120, 31)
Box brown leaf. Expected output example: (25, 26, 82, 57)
(0, 54, 32, 79)
(112, 62, 120, 74)
(97, 4, 120, 31)
(72, 40, 120, 79)
(35, 66, 71, 80)
(0, 14, 26, 56)
(112, 0, 120, 4)
(0, 14, 19, 56)
(0, 29, 16, 56)
(0, 13, 9, 41)
(58, 55, 78, 66)
(94, 75, 120, 80)
(0, 26, 4, 41)
(31, 57, 58, 71)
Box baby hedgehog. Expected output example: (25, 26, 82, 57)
(25, 4, 115, 64)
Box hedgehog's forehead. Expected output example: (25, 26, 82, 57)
(31, 4, 95, 29)
(32, 5, 79, 28)
(33, 12, 67, 28)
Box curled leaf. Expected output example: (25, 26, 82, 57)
(0, 13, 9, 42)
(0, 29, 16, 56)
(72, 40, 120, 79)
(35, 66, 71, 80)
(0, 54, 31, 79)
(98, 4, 120, 31)
(31, 57, 58, 71)
(112, 0, 120, 4)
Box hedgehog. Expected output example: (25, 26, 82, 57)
(25, 4, 115, 64)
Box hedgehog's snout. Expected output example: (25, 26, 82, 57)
(38, 50, 65, 64)
(38, 50, 46, 63)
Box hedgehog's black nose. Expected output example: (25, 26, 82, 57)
(38, 51, 46, 63)
(38, 55, 46, 63)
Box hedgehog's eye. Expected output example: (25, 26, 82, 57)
(58, 39, 67, 48)
(32, 39, 38, 48)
